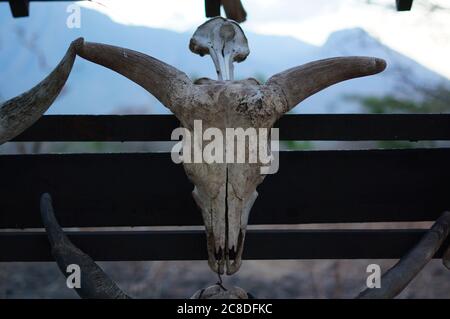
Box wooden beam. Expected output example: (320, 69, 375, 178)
(1, 148, 450, 228)
(396, 0, 414, 11)
(205, 0, 221, 18)
(8, 0, 29, 17)
(2, 0, 83, 19)
(1, 229, 449, 262)
(12, 114, 450, 142)
(14, 115, 181, 142)
(221, 0, 247, 23)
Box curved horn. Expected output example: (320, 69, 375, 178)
(74, 38, 193, 111)
(357, 211, 450, 299)
(40, 193, 130, 299)
(265, 57, 387, 114)
(0, 39, 80, 145)
(443, 241, 450, 269)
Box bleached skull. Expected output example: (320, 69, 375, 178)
(0, 18, 386, 276)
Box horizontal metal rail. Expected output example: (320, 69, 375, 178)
(1, 229, 448, 262)
(11, 114, 450, 142)
(1, 148, 449, 228)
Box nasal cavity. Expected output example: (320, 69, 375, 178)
(215, 247, 224, 261)
(228, 248, 237, 260)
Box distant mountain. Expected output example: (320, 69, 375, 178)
(1, 3, 448, 114)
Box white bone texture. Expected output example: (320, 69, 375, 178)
(190, 17, 249, 81)
(0, 18, 386, 276)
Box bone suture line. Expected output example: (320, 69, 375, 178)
(40, 191, 450, 299)
(41, 192, 249, 299)
(1, 17, 387, 277)
(190, 17, 249, 81)
(3, 17, 443, 298)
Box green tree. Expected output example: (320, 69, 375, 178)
(351, 85, 450, 148)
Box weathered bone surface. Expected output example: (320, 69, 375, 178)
(190, 17, 249, 81)
(185, 21, 386, 275)
(191, 284, 249, 299)
(75, 40, 193, 111)
(0, 18, 386, 276)
(0, 38, 79, 144)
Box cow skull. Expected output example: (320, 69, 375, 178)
(0, 18, 386, 277)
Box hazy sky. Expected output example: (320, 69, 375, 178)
(81, 0, 450, 78)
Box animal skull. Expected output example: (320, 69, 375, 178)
(0, 18, 386, 276)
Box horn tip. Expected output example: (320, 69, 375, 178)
(40, 193, 53, 217)
(374, 58, 387, 73)
(40, 192, 52, 205)
(71, 37, 85, 52)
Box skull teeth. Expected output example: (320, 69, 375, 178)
(228, 248, 237, 260)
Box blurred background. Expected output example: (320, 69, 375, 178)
(1, 0, 450, 298)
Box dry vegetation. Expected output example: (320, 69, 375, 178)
(1, 222, 449, 298)
(1, 258, 449, 298)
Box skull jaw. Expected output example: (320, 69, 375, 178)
(193, 186, 258, 275)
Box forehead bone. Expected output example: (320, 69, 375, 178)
(189, 17, 249, 80)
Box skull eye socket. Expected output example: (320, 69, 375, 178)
(189, 38, 209, 56)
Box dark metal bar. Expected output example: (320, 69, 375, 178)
(1, 229, 449, 262)
(13, 115, 181, 142)
(396, 0, 414, 11)
(1, 148, 449, 228)
(205, 0, 221, 18)
(11, 114, 450, 142)
(8, 0, 29, 17)
(2, 0, 75, 18)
